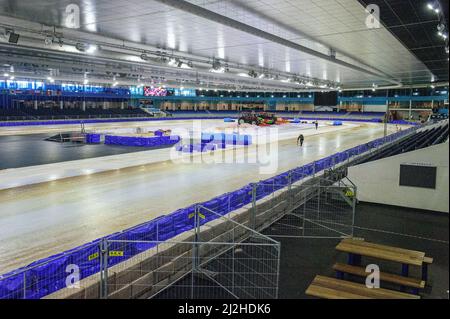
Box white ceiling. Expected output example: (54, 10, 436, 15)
(0, 0, 436, 88)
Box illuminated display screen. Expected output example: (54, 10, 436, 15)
(143, 86, 167, 96)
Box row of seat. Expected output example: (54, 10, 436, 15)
(361, 122, 448, 164)
(0, 107, 149, 121)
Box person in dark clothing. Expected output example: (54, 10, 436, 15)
(315, 121, 318, 130)
(297, 134, 304, 147)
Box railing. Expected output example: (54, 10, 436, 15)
(0, 113, 152, 122)
(0, 123, 420, 299)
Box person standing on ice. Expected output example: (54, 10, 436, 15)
(297, 134, 305, 147)
(315, 121, 318, 130)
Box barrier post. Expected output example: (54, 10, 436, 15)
(99, 238, 109, 299)
(288, 172, 293, 211)
(250, 183, 257, 230)
(312, 161, 316, 177)
(156, 221, 159, 242)
(193, 205, 200, 271)
(23, 272, 26, 299)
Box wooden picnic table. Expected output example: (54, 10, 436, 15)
(336, 238, 432, 281)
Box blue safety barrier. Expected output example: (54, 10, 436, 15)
(201, 132, 252, 146)
(0, 125, 417, 299)
(85, 134, 101, 144)
(176, 143, 217, 153)
(104, 135, 181, 147)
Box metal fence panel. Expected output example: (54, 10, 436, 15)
(103, 205, 280, 299)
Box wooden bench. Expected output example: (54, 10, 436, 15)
(336, 238, 433, 281)
(306, 275, 420, 299)
(332, 263, 425, 293)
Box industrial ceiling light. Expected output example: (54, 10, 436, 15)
(212, 59, 221, 70)
(75, 42, 86, 52)
(248, 70, 258, 78)
(140, 53, 150, 61)
(167, 58, 177, 67)
(75, 42, 98, 53)
(44, 36, 53, 46)
(210, 59, 225, 73)
(6, 30, 20, 44)
(86, 44, 98, 54)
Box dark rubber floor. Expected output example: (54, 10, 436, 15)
(271, 202, 449, 299)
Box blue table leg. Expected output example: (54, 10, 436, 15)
(401, 264, 409, 277)
(400, 264, 409, 292)
(354, 254, 362, 266)
(348, 253, 354, 265)
(347, 253, 362, 266)
(422, 264, 428, 282)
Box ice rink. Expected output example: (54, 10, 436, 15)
(0, 119, 399, 274)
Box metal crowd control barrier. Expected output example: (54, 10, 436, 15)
(101, 206, 280, 299)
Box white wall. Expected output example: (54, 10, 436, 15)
(348, 142, 449, 213)
(314, 106, 335, 111)
(363, 104, 387, 112)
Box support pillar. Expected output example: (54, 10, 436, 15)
(409, 99, 412, 119)
(384, 100, 389, 137)
(99, 239, 109, 299)
(250, 183, 257, 230)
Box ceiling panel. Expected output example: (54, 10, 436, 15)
(0, 0, 441, 87)
(358, 0, 449, 82)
